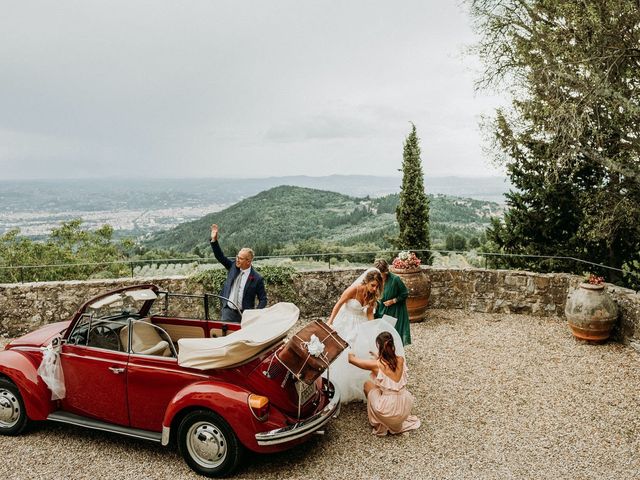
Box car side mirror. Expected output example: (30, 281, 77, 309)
(51, 336, 67, 347)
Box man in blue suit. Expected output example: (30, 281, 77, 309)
(210, 224, 267, 322)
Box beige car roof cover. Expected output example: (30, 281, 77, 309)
(177, 302, 299, 370)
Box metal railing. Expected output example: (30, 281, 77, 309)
(0, 249, 638, 287)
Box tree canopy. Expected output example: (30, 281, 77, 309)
(470, 0, 640, 286)
(0, 220, 132, 283)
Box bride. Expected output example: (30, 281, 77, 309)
(326, 268, 405, 403)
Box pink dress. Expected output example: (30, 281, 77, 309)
(367, 361, 421, 436)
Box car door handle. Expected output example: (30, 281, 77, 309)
(108, 367, 126, 374)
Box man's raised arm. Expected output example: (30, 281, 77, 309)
(210, 224, 232, 270)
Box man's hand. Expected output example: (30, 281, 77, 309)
(211, 224, 219, 242)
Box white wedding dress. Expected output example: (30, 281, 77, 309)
(327, 299, 405, 404)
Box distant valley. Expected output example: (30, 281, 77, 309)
(0, 175, 510, 237)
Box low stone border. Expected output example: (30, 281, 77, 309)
(1, 268, 638, 344)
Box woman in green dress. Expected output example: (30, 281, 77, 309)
(373, 259, 411, 345)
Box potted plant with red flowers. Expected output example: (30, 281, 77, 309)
(390, 251, 431, 323)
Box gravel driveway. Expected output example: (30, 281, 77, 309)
(1, 310, 639, 480)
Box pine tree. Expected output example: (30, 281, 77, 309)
(395, 123, 431, 261)
(471, 0, 640, 286)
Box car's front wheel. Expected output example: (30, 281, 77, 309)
(0, 377, 29, 435)
(177, 410, 244, 477)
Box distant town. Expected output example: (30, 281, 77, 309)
(0, 175, 509, 238)
(0, 204, 228, 237)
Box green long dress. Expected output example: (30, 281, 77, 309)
(375, 272, 411, 345)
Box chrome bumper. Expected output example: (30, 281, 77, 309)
(255, 387, 341, 446)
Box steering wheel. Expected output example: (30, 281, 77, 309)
(88, 324, 122, 351)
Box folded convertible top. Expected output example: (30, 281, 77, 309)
(177, 302, 299, 370)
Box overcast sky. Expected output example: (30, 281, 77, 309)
(1, 1, 507, 180)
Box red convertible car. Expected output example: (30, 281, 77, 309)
(0, 284, 340, 477)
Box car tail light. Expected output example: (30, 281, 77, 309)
(248, 394, 269, 422)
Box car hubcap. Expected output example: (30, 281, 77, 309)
(186, 421, 227, 468)
(0, 388, 20, 428)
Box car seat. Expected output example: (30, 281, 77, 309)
(120, 320, 172, 357)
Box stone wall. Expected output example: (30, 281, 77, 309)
(1, 267, 638, 344)
(0, 271, 368, 337)
(0, 277, 194, 336)
(427, 268, 575, 316)
(607, 284, 640, 346)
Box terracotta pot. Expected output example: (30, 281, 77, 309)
(564, 283, 618, 343)
(389, 266, 431, 323)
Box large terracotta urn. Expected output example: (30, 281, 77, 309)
(564, 283, 618, 342)
(389, 266, 431, 323)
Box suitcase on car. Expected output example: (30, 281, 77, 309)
(276, 320, 348, 385)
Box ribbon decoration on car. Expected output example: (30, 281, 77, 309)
(37, 336, 66, 400)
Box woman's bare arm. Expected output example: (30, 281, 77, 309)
(366, 305, 374, 320)
(348, 352, 378, 371)
(327, 285, 357, 325)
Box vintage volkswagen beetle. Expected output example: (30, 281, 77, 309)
(0, 284, 339, 477)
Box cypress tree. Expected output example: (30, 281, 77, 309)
(395, 123, 431, 261)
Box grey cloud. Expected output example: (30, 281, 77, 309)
(265, 113, 378, 143)
(0, 0, 506, 179)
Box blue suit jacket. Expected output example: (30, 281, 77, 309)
(210, 241, 267, 311)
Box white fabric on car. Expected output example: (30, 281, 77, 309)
(38, 340, 66, 400)
(177, 302, 299, 370)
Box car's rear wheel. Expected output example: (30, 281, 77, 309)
(177, 410, 243, 477)
(0, 378, 28, 435)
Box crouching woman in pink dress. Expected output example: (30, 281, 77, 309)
(348, 331, 421, 436)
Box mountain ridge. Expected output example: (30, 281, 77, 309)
(145, 185, 501, 254)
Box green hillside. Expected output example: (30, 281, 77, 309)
(145, 185, 502, 255)
(145, 186, 363, 254)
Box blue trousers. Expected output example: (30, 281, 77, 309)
(221, 305, 242, 323)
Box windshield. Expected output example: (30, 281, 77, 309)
(86, 289, 157, 318)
